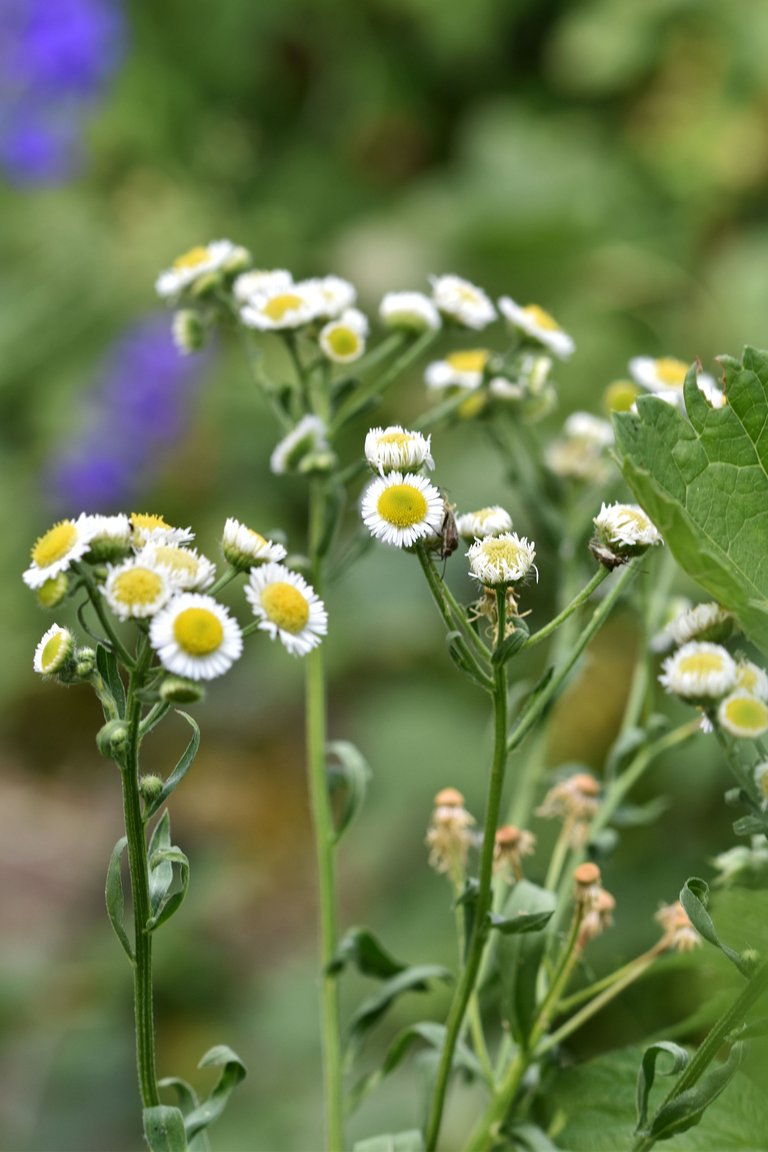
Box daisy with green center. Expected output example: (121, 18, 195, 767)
(130, 513, 194, 549)
(498, 297, 574, 359)
(361, 471, 445, 549)
(23, 513, 99, 589)
(467, 532, 537, 586)
(155, 240, 248, 300)
(717, 691, 768, 739)
(270, 415, 330, 475)
(456, 506, 513, 540)
(628, 356, 724, 409)
(222, 518, 287, 571)
(592, 502, 662, 556)
(245, 563, 328, 656)
(364, 426, 434, 475)
(659, 641, 737, 701)
(36, 573, 70, 609)
(150, 593, 243, 680)
(233, 268, 293, 304)
(430, 274, 496, 329)
(319, 308, 369, 364)
(735, 659, 768, 701)
(240, 280, 324, 331)
(425, 349, 490, 391)
(379, 291, 441, 333)
(103, 557, 174, 620)
(139, 543, 216, 592)
(33, 624, 75, 676)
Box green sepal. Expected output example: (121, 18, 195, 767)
(346, 965, 453, 1050)
(105, 835, 133, 961)
(680, 878, 755, 977)
(350, 1021, 485, 1111)
(143, 1104, 188, 1152)
(143, 711, 200, 820)
(634, 1041, 690, 1131)
(328, 926, 408, 979)
(353, 1131, 424, 1152)
(646, 1042, 744, 1142)
(96, 642, 127, 716)
(492, 620, 530, 666)
(327, 740, 371, 843)
(181, 1045, 247, 1143)
(497, 880, 556, 1044)
(146, 810, 190, 932)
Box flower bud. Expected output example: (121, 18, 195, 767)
(159, 675, 205, 705)
(35, 573, 70, 609)
(96, 719, 131, 764)
(74, 646, 97, 679)
(140, 774, 164, 802)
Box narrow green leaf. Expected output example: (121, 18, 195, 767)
(732, 813, 768, 837)
(148, 811, 173, 916)
(327, 740, 371, 843)
(634, 1041, 690, 1131)
(614, 349, 768, 653)
(158, 1078, 209, 1151)
(147, 845, 190, 931)
(105, 835, 133, 961)
(328, 927, 407, 979)
(488, 908, 554, 935)
(96, 642, 126, 715)
(648, 1043, 744, 1141)
(353, 1132, 424, 1152)
(497, 880, 556, 1044)
(680, 878, 753, 976)
(350, 1020, 485, 1110)
(182, 1045, 247, 1142)
(143, 1105, 188, 1152)
(143, 711, 201, 820)
(347, 965, 453, 1047)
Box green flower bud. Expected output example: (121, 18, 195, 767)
(140, 774, 164, 802)
(74, 646, 97, 680)
(36, 573, 70, 609)
(159, 675, 205, 705)
(96, 719, 131, 765)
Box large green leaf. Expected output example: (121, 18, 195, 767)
(614, 348, 768, 654)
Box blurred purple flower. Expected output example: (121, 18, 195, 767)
(44, 316, 212, 514)
(0, 0, 126, 184)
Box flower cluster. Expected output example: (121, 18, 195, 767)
(24, 511, 327, 683)
(629, 355, 725, 411)
(659, 631, 768, 739)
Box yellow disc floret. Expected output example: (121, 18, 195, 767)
(41, 631, 67, 671)
(112, 567, 165, 608)
(377, 484, 429, 527)
(655, 358, 688, 387)
(677, 649, 727, 678)
(153, 546, 197, 578)
(32, 521, 78, 567)
(522, 305, 559, 331)
(263, 293, 305, 322)
(173, 246, 211, 271)
(173, 607, 224, 655)
(260, 582, 310, 634)
(131, 512, 172, 534)
(446, 350, 489, 374)
(327, 327, 360, 358)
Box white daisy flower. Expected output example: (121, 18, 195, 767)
(139, 543, 216, 592)
(424, 349, 490, 391)
(498, 297, 574, 359)
(222, 518, 287, 571)
(240, 280, 324, 331)
(430, 275, 496, 330)
(232, 269, 293, 304)
(155, 240, 247, 300)
(149, 593, 243, 680)
(456, 506, 513, 540)
(270, 414, 329, 475)
(245, 563, 327, 656)
(364, 426, 434, 474)
(33, 624, 75, 676)
(628, 357, 724, 409)
(310, 274, 358, 319)
(735, 660, 768, 701)
(83, 513, 132, 562)
(23, 514, 99, 589)
(544, 411, 614, 484)
(659, 642, 737, 700)
(103, 557, 175, 620)
(318, 308, 369, 363)
(665, 601, 732, 647)
(564, 412, 614, 446)
(593, 503, 662, 553)
(718, 692, 768, 739)
(467, 532, 537, 586)
(379, 291, 442, 333)
(129, 513, 195, 550)
(361, 471, 445, 549)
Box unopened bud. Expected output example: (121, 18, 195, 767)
(96, 719, 131, 765)
(140, 774, 164, 802)
(35, 573, 70, 609)
(74, 647, 97, 679)
(159, 675, 205, 704)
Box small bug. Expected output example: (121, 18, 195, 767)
(438, 501, 459, 560)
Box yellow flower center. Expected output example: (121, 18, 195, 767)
(112, 567, 165, 607)
(261, 582, 310, 633)
(153, 546, 197, 577)
(378, 432, 411, 447)
(458, 284, 481, 303)
(36, 574, 68, 607)
(722, 695, 768, 733)
(377, 484, 428, 527)
(41, 632, 66, 671)
(32, 521, 78, 566)
(654, 358, 688, 387)
(446, 350, 489, 373)
(522, 305, 560, 331)
(678, 651, 727, 677)
(173, 607, 224, 655)
(327, 327, 360, 357)
(604, 380, 640, 413)
(458, 392, 487, 419)
(173, 246, 210, 271)
(131, 513, 172, 533)
(263, 292, 305, 321)
(483, 539, 525, 566)
(736, 665, 760, 692)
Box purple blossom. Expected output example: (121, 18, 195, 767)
(44, 316, 212, 514)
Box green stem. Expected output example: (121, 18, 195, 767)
(75, 563, 135, 668)
(329, 329, 437, 434)
(522, 567, 610, 651)
(416, 544, 492, 689)
(424, 594, 509, 1151)
(121, 638, 160, 1110)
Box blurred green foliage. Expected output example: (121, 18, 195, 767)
(3, 0, 768, 1148)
